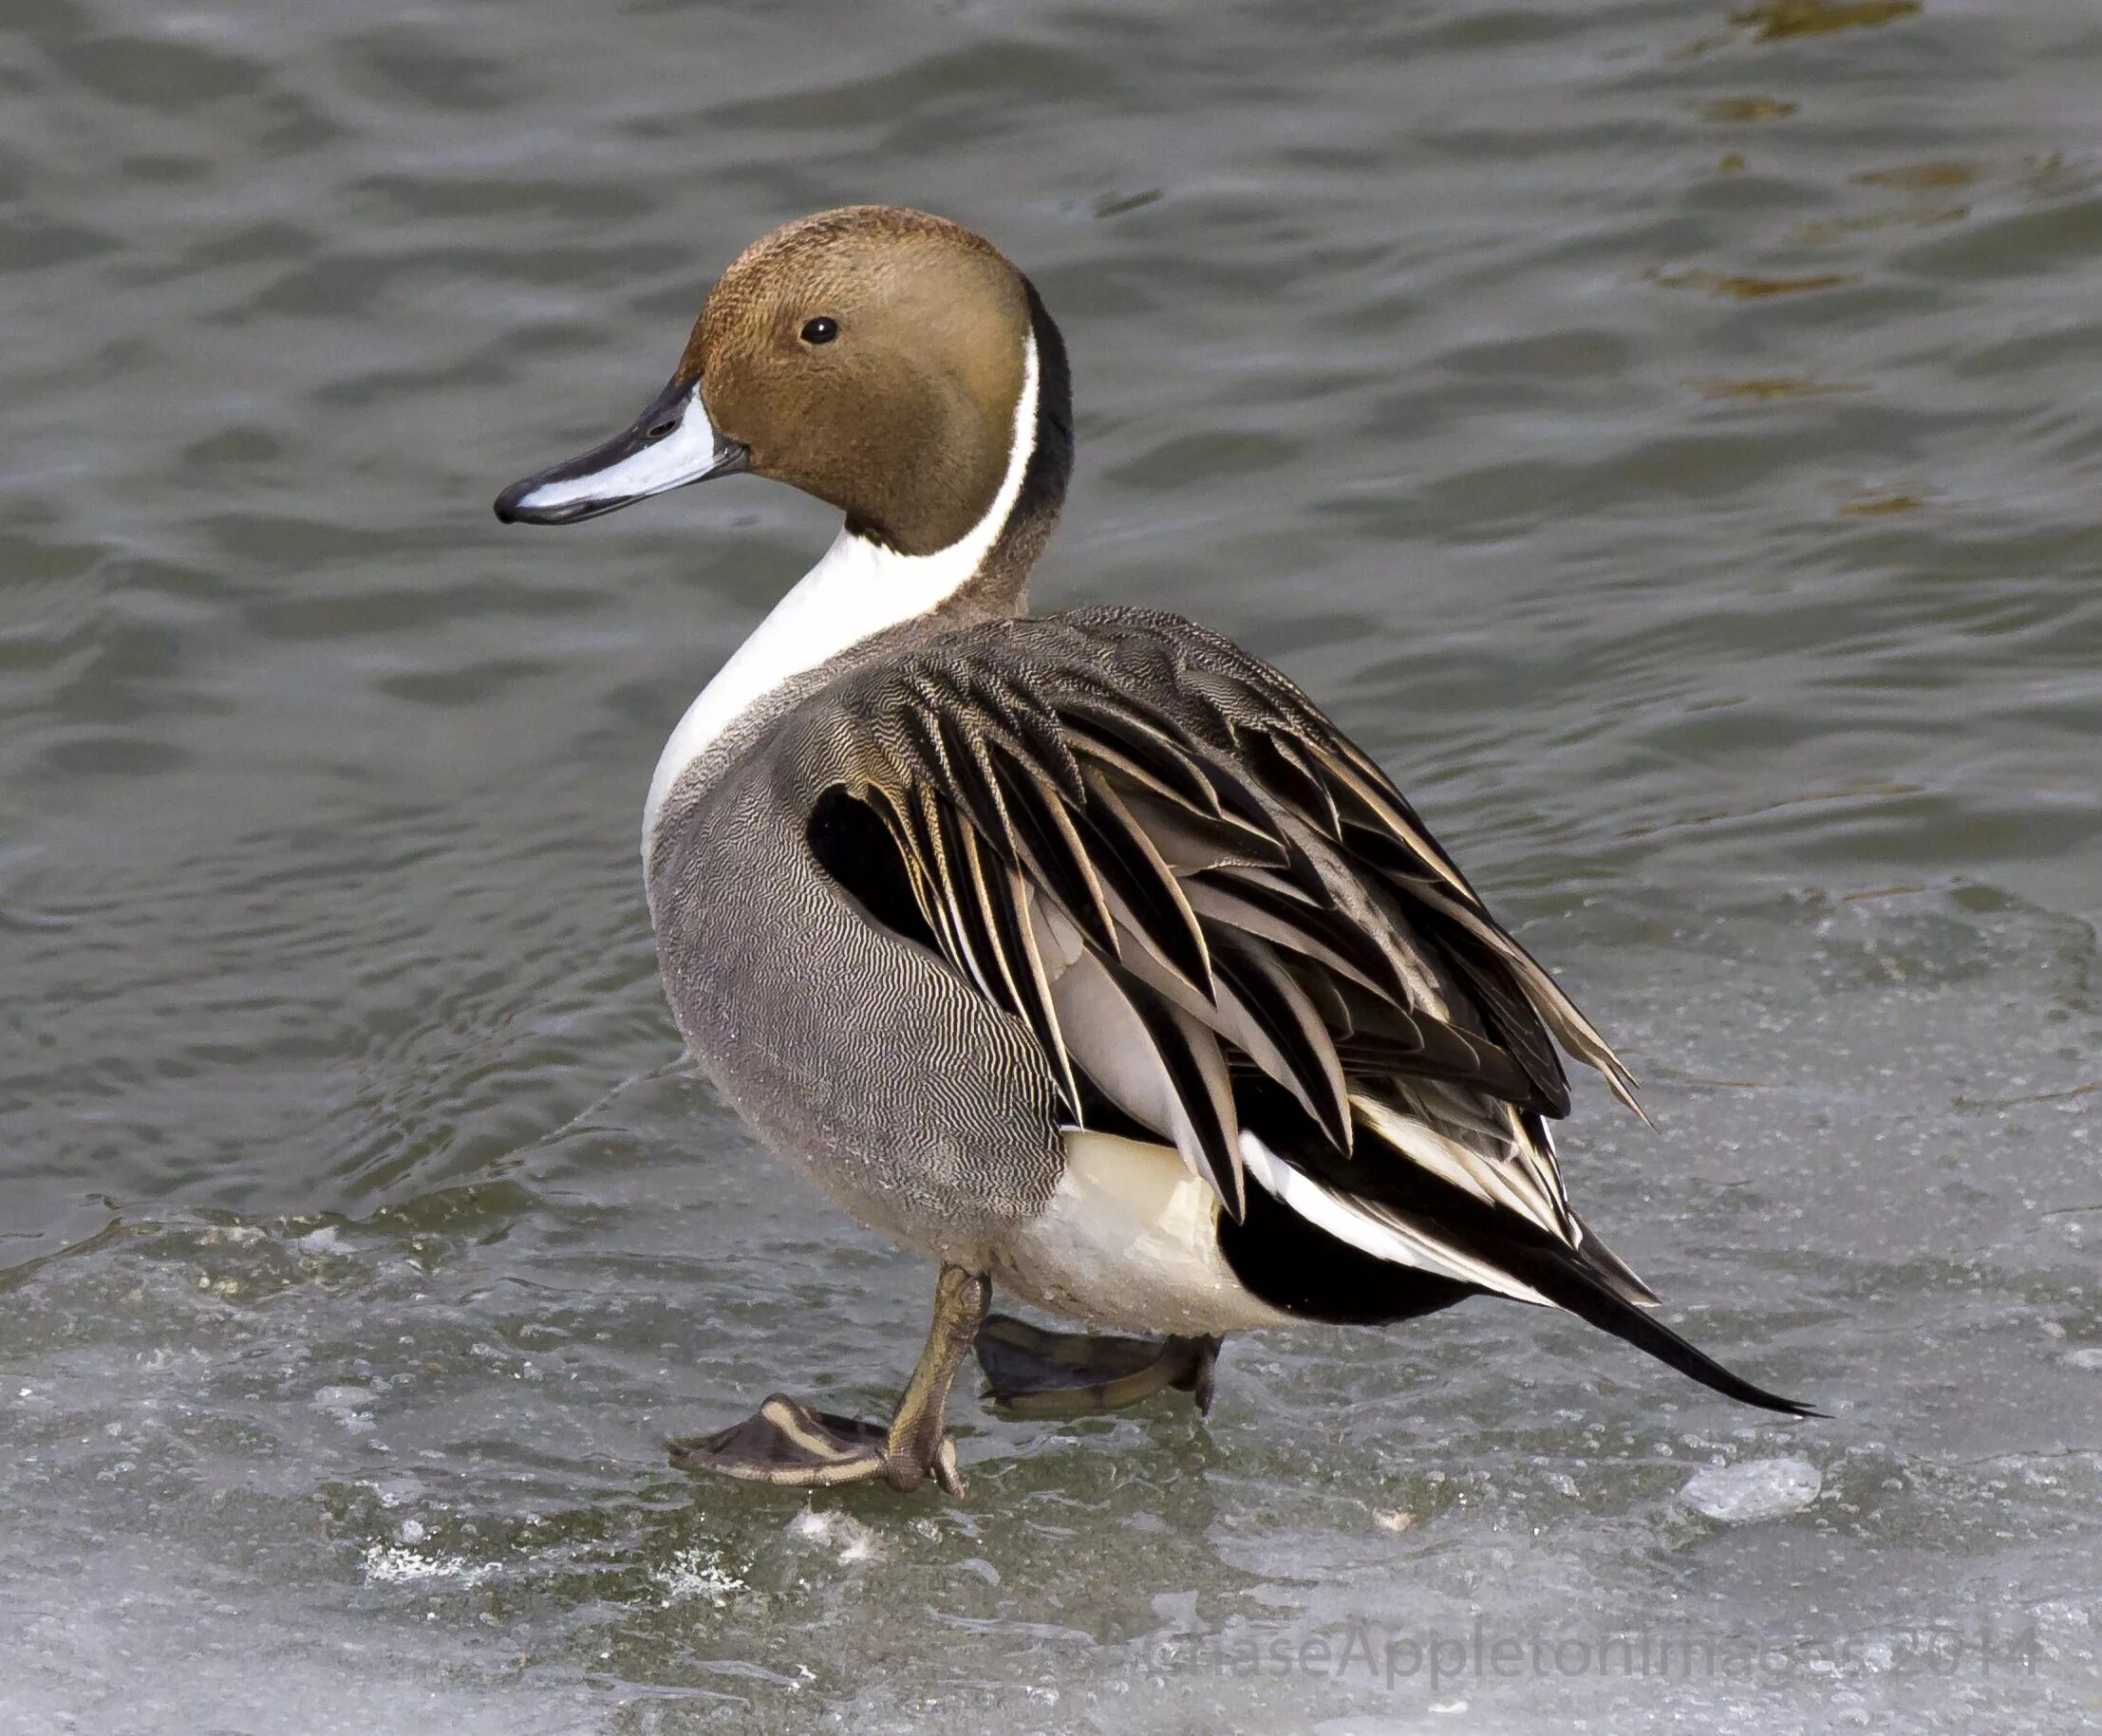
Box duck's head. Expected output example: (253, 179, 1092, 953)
(496, 206, 1069, 568)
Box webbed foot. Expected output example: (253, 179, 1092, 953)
(975, 1314, 1221, 1416)
(670, 1393, 962, 1492)
(670, 1265, 988, 1496)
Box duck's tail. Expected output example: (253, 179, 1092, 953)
(1219, 1087, 1821, 1418)
(1486, 1225, 1821, 1417)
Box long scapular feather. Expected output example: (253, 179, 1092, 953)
(835, 622, 1652, 1236)
(1070, 767, 1211, 995)
(986, 746, 1120, 957)
(1406, 880, 1644, 1116)
(1102, 779, 1284, 874)
(1059, 695, 1223, 814)
(1209, 930, 1352, 1152)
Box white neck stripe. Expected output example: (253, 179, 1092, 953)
(644, 331, 1041, 859)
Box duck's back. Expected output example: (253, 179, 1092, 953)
(647, 602, 1615, 1286)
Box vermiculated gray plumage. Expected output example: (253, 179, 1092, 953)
(505, 205, 1811, 1462)
(647, 599, 1809, 1414)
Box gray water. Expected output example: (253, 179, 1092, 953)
(5, 1, 2101, 1730)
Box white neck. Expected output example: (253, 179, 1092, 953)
(643, 333, 1041, 859)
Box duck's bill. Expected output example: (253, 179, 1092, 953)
(494, 377, 750, 526)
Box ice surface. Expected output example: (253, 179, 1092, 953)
(1680, 1458, 1823, 1524)
(9, 872, 2102, 1734)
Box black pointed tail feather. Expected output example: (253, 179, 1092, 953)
(1566, 1210, 1662, 1309)
(1226, 1077, 1821, 1416)
(1494, 1241, 1821, 1417)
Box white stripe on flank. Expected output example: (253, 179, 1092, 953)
(643, 333, 1042, 858)
(1238, 1129, 1555, 1307)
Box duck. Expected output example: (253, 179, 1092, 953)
(495, 205, 1811, 1496)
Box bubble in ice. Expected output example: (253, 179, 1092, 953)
(1679, 1457, 1822, 1523)
(651, 1546, 747, 1608)
(788, 1506, 881, 1564)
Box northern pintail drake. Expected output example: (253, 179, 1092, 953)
(497, 206, 1811, 1495)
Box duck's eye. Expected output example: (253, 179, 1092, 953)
(799, 316, 839, 345)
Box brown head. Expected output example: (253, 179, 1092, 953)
(496, 206, 1070, 568)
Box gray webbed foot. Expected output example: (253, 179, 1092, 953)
(975, 1314, 1221, 1416)
(670, 1393, 960, 1492)
(670, 1265, 988, 1496)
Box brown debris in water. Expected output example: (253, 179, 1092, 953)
(1837, 492, 1929, 515)
(1732, 1, 1923, 42)
(1689, 96, 1799, 122)
(1691, 377, 1868, 401)
(1651, 268, 1857, 298)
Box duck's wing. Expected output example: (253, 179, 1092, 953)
(814, 605, 1633, 1205)
(805, 606, 1807, 1413)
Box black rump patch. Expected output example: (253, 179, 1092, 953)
(1219, 1181, 1478, 1325)
(1217, 1078, 1479, 1325)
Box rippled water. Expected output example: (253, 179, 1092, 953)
(6, 1, 2102, 1730)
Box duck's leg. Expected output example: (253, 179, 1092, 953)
(670, 1265, 990, 1494)
(975, 1314, 1221, 1417)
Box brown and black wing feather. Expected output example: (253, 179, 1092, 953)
(802, 607, 1810, 1415)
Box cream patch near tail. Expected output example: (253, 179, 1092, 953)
(995, 1129, 1290, 1336)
